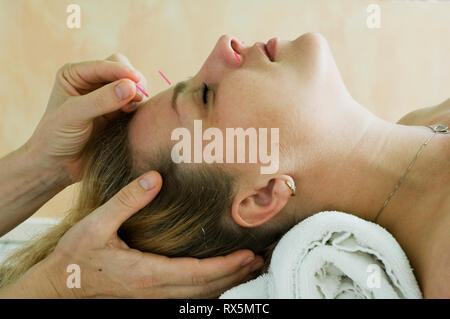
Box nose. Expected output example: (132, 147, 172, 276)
(217, 34, 245, 66)
(197, 34, 244, 82)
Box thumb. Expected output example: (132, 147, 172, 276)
(69, 79, 137, 122)
(95, 171, 162, 238)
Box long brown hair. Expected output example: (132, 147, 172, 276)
(0, 114, 284, 287)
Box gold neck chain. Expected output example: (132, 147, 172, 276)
(374, 124, 450, 223)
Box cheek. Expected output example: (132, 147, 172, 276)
(212, 78, 294, 131)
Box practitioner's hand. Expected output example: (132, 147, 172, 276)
(0, 171, 263, 299)
(26, 53, 148, 182)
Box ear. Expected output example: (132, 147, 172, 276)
(231, 175, 295, 228)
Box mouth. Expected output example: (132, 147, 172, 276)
(255, 38, 278, 62)
(265, 37, 279, 62)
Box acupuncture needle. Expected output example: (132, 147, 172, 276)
(135, 83, 149, 98)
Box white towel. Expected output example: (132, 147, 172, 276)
(221, 211, 422, 299)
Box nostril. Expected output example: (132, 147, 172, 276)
(230, 39, 241, 54)
(233, 51, 241, 63)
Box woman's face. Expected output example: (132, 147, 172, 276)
(129, 33, 344, 173)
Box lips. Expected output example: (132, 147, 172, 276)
(254, 38, 278, 62)
(265, 37, 278, 62)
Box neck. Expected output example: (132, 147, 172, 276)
(289, 101, 445, 233)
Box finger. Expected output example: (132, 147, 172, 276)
(100, 100, 138, 123)
(121, 101, 139, 113)
(60, 60, 141, 91)
(67, 79, 137, 121)
(131, 90, 144, 103)
(106, 52, 133, 64)
(134, 69, 148, 92)
(106, 53, 148, 91)
(91, 171, 162, 239)
(195, 258, 264, 298)
(145, 249, 258, 287)
(158, 257, 264, 299)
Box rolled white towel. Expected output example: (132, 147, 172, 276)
(221, 211, 422, 299)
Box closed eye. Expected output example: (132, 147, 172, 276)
(202, 82, 209, 105)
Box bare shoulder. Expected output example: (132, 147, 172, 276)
(397, 99, 450, 298)
(397, 98, 450, 127)
(421, 210, 450, 298)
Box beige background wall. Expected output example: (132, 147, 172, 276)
(0, 0, 449, 218)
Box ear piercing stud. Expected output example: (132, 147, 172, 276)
(285, 179, 296, 196)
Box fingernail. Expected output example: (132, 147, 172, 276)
(251, 260, 263, 272)
(115, 81, 132, 100)
(240, 256, 255, 267)
(138, 173, 157, 191)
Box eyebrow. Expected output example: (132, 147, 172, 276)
(171, 80, 189, 114)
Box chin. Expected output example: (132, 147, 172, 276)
(292, 32, 335, 81)
(295, 32, 329, 50)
